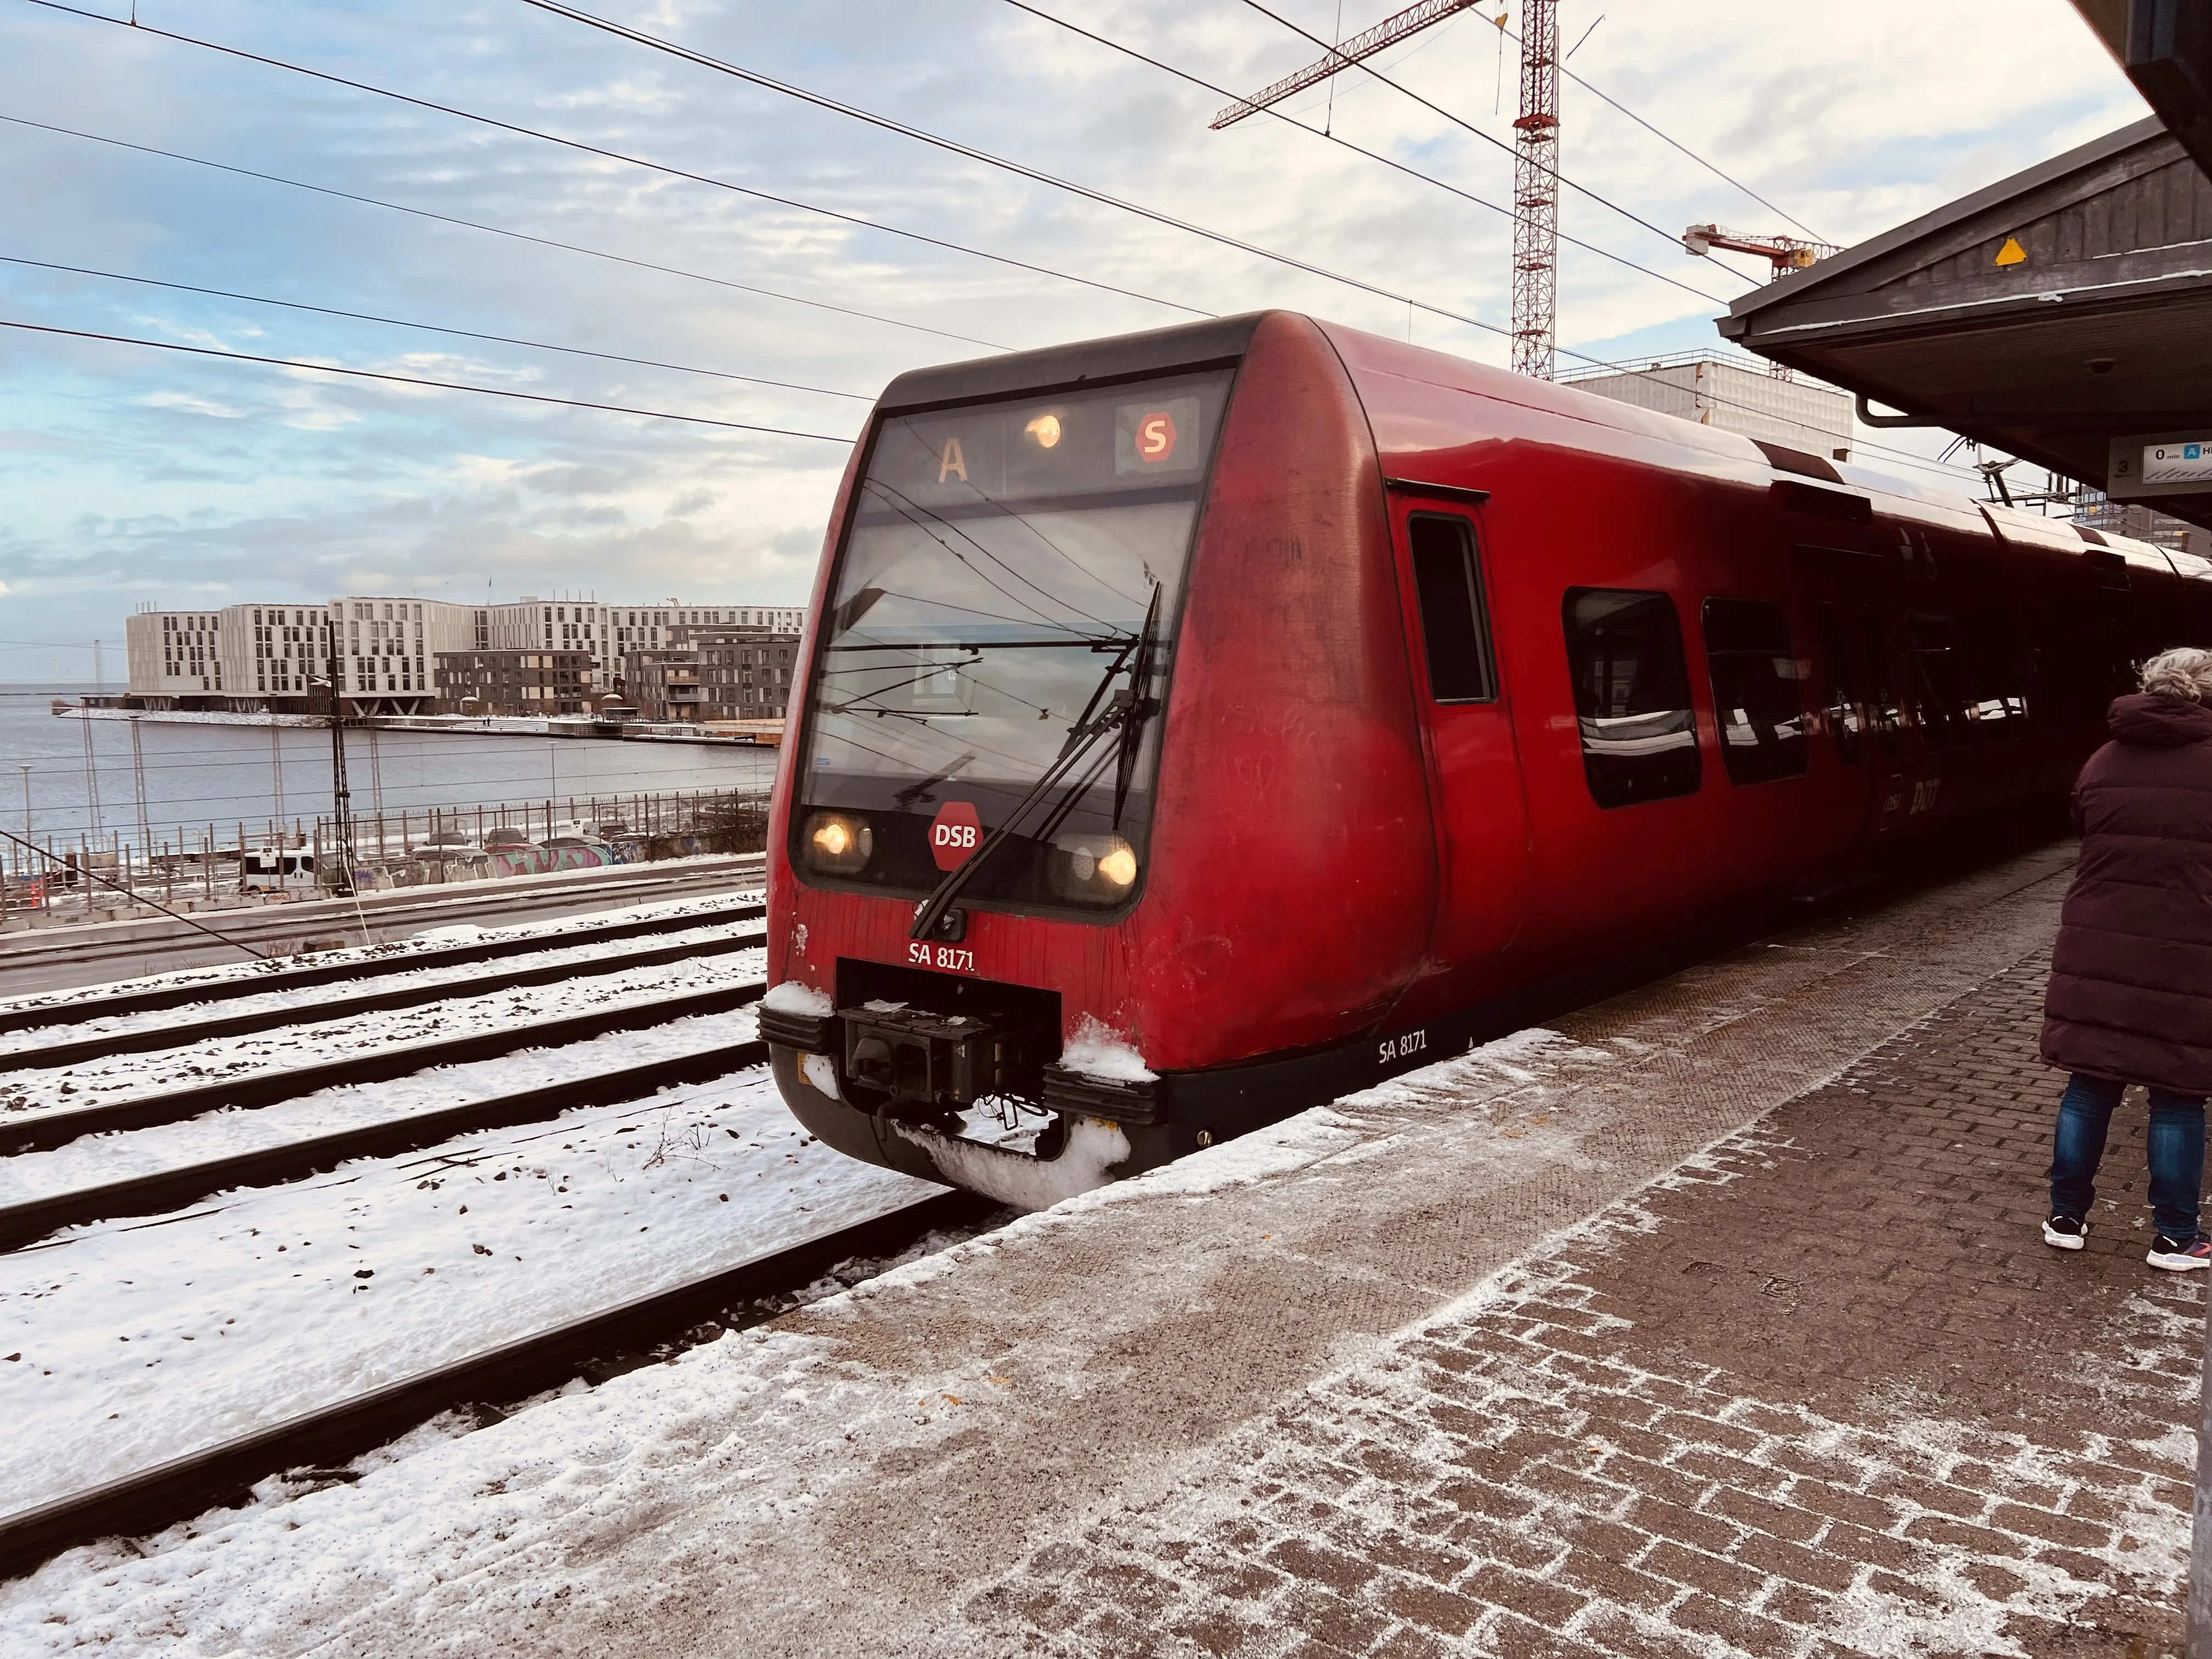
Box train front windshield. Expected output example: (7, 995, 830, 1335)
(794, 369, 1233, 914)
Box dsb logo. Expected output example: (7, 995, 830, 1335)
(929, 801, 983, 872)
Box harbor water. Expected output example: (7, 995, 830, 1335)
(0, 687, 780, 847)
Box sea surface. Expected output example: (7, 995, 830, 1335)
(0, 687, 780, 852)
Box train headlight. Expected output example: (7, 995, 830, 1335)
(1052, 833, 1139, 903)
(805, 812, 873, 875)
(1024, 413, 1063, 449)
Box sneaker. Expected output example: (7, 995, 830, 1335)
(2042, 1214, 2089, 1250)
(2146, 1234, 2212, 1271)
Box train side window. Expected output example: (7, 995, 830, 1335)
(1562, 588, 1702, 808)
(1963, 608, 2031, 741)
(1702, 599, 1809, 785)
(1906, 611, 1971, 751)
(1813, 603, 1862, 764)
(1857, 607, 1904, 752)
(1406, 514, 1496, 702)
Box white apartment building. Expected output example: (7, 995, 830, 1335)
(124, 596, 807, 713)
(326, 596, 478, 714)
(483, 599, 808, 693)
(123, 608, 229, 702)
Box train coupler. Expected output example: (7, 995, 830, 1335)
(839, 1004, 1033, 1111)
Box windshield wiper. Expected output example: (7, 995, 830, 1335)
(824, 638, 1119, 653)
(1111, 584, 1164, 828)
(907, 585, 1162, 942)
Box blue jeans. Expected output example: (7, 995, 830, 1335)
(2050, 1073, 2208, 1239)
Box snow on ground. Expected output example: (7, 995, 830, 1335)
(0, 887, 763, 1022)
(0, 1062, 935, 1513)
(0, 1096, 1386, 1654)
(0, 944, 765, 1125)
(0, 914, 762, 1067)
(0, 999, 764, 1208)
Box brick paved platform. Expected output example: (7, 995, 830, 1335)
(969, 955, 2198, 1658)
(4, 838, 2197, 1658)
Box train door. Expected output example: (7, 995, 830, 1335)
(1793, 543, 1909, 844)
(1386, 490, 1532, 1011)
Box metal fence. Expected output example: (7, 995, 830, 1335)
(2, 786, 769, 915)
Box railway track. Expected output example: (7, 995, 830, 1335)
(0, 1187, 994, 1580)
(2, 921, 765, 1071)
(0, 1030, 771, 1249)
(0, 898, 763, 1035)
(0, 855, 764, 1000)
(0, 888, 925, 1583)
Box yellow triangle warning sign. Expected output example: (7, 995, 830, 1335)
(1995, 236, 2028, 267)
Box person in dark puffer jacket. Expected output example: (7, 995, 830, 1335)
(2040, 646, 2212, 1269)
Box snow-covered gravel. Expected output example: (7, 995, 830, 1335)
(0, 999, 765, 1209)
(0, 915, 762, 1070)
(0, 888, 761, 1028)
(0, 1062, 934, 1513)
(0, 943, 765, 1124)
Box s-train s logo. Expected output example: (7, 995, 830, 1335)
(1135, 411, 1178, 464)
(928, 800, 983, 871)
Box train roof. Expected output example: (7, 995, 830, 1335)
(872, 310, 2211, 583)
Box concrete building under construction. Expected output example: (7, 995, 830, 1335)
(1562, 352, 1854, 461)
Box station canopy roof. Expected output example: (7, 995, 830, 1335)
(1717, 117, 2212, 531)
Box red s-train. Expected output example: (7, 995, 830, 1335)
(758, 310, 2212, 1208)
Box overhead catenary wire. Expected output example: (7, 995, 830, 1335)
(25, 0, 1484, 342)
(1234, 0, 1830, 250)
(0, 823, 268, 957)
(0, 114, 1012, 354)
(14, 4, 1983, 484)
(0, 254, 875, 400)
(0, 318, 856, 440)
(20, 0, 1204, 322)
(498, 1, 1987, 479)
(508, 0, 1738, 321)
(1218, 0, 1761, 287)
(997, 1, 1736, 307)
(1497, 15, 1832, 244)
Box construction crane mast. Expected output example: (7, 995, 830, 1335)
(1510, 0, 1560, 378)
(1211, 2, 1561, 380)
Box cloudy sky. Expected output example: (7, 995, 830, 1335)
(0, 0, 2148, 678)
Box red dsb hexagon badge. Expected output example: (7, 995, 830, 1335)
(1135, 410, 1177, 464)
(928, 800, 983, 872)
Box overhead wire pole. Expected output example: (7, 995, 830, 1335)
(321, 616, 358, 900)
(1511, 0, 1560, 379)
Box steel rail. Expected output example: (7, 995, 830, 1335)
(2, 926, 766, 1073)
(0, 859, 764, 998)
(0, 1036, 771, 1250)
(0, 980, 766, 1159)
(0, 1187, 991, 1581)
(0, 901, 763, 1035)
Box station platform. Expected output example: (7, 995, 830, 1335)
(4, 837, 2196, 1657)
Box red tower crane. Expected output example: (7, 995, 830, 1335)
(1681, 224, 1841, 276)
(1510, 0, 1560, 378)
(1210, 3, 1560, 380)
(1209, 0, 1488, 129)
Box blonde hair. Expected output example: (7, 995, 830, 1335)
(2140, 647, 2212, 703)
